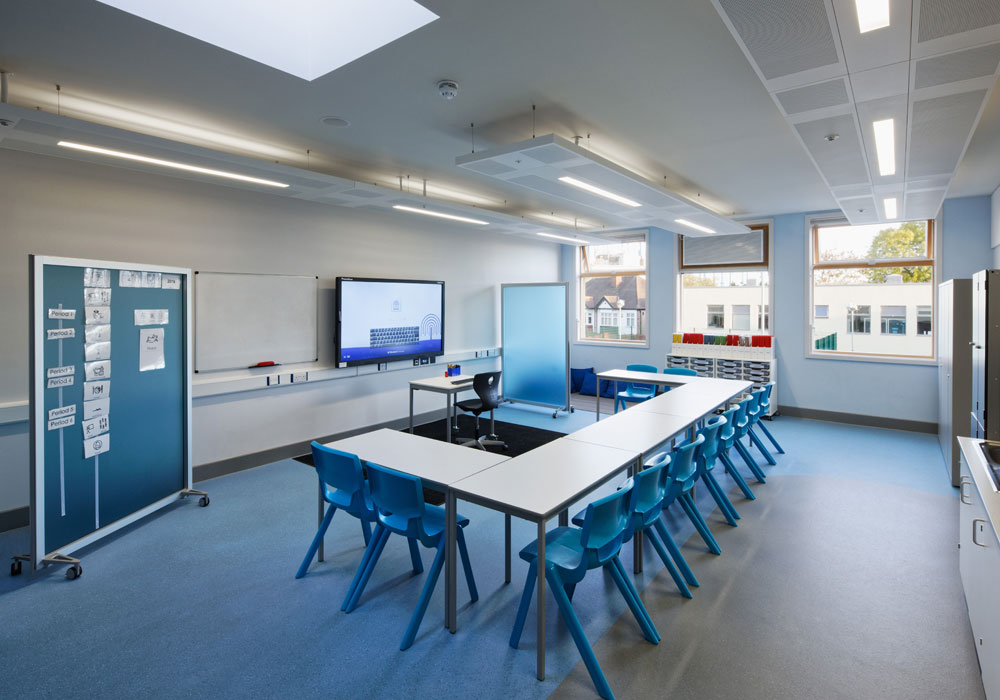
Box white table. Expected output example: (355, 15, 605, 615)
(451, 438, 639, 680)
(322, 428, 509, 631)
(594, 368, 702, 421)
(409, 375, 479, 442)
(633, 378, 752, 422)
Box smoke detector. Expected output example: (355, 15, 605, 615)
(437, 79, 458, 100)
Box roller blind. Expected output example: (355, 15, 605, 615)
(680, 224, 768, 269)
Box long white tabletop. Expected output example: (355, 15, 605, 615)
(633, 378, 751, 421)
(564, 409, 693, 458)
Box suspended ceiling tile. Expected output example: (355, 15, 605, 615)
(908, 89, 989, 177)
(795, 113, 871, 187)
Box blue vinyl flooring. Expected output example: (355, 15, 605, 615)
(0, 409, 958, 699)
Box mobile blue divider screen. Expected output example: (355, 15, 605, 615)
(501, 282, 570, 413)
(26, 255, 200, 576)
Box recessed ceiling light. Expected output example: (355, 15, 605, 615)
(674, 219, 716, 234)
(320, 116, 350, 127)
(57, 141, 290, 188)
(392, 204, 489, 225)
(537, 232, 583, 244)
(557, 176, 641, 208)
(855, 0, 890, 33)
(872, 118, 896, 176)
(95, 0, 438, 81)
(883, 197, 898, 219)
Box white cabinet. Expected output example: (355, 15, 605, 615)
(665, 343, 777, 415)
(940, 280, 972, 486)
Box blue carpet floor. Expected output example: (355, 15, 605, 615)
(0, 411, 962, 699)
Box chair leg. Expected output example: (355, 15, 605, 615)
(344, 525, 391, 613)
(361, 519, 372, 546)
(565, 583, 576, 601)
(295, 503, 336, 579)
(645, 526, 692, 598)
(703, 471, 740, 524)
(679, 493, 721, 555)
(652, 519, 699, 587)
(749, 427, 777, 465)
(400, 542, 446, 650)
(734, 438, 767, 483)
(509, 560, 537, 649)
(408, 537, 424, 574)
(757, 420, 785, 454)
(720, 451, 756, 500)
(456, 526, 479, 602)
(342, 524, 388, 611)
(547, 567, 616, 700)
(609, 557, 660, 643)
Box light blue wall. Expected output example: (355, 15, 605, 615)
(563, 197, 994, 424)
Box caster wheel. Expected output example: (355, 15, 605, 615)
(66, 565, 81, 580)
(570, 406, 575, 413)
(199, 495, 210, 507)
(502, 444, 510, 451)
(552, 412, 558, 419)
(11, 560, 22, 576)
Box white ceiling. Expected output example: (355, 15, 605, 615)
(1, 0, 998, 226)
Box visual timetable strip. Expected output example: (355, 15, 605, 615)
(83, 267, 112, 529)
(46, 304, 76, 516)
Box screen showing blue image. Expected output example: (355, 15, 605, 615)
(336, 277, 444, 366)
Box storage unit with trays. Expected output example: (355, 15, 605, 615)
(665, 341, 777, 415)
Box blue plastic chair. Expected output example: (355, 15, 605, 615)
(344, 462, 478, 650)
(663, 434, 721, 555)
(510, 483, 658, 700)
(573, 452, 695, 598)
(661, 367, 697, 393)
(745, 387, 777, 466)
(695, 415, 740, 527)
(730, 395, 768, 483)
(614, 364, 658, 413)
(754, 382, 785, 454)
(716, 405, 757, 501)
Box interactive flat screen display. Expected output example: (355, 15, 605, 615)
(336, 277, 444, 366)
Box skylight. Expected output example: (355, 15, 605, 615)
(97, 0, 438, 81)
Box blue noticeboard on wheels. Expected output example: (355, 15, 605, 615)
(23, 255, 203, 577)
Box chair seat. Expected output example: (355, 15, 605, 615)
(380, 502, 470, 537)
(617, 387, 654, 402)
(517, 526, 586, 571)
(455, 398, 485, 414)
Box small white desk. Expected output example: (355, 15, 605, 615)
(409, 375, 478, 442)
(594, 369, 702, 421)
(451, 438, 639, 681)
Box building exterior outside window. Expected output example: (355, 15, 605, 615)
(707, 304, 725, 328)
(578, 234, 647, 344)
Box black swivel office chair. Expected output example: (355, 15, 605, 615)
(455, 371, 508, 451)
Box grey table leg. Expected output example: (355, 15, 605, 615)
(409, 387, 414, 433)
(558, 510, 568, 526)
(536, 519, 546, 681)
(614, 380, 619, 413)
(446, 394, 452, 443)
(317, 481, 325, 563)
(505, 514, 511, 584)
(595, 390, 601, 422)
(633, 456, 643, 574)
(446, 490, 457, 632)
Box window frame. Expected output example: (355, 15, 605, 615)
(575, 230, 649, 348)
(805, 215, 937, 365)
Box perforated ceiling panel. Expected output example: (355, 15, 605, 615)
(917, 0, 1000, 43)
(914, 43, 1000, 89)
(908, 89, 988, 177)
(716, 0, 840, 80)
(775, 78, 850, 114)
(796, 114, 870, 187)
(904, 188, 947, 219)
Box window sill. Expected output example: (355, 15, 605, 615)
(805, 350, 936, 366)
(575, 339, 650, 349)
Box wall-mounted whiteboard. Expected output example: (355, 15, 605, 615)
(195, 272, 318, 371)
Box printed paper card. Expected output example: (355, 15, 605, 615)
(48, 308, 76, 320)
(81, 415, 109, 440)
(139, 328, 166, 371)
(85, 360, 110, 381)
(85, 341, 111, 362)
(119, 270, 143, 288)
(46, 365, 75, 378)
(134, 309, 169, 326)
(47, 375, 74, 389)
(48, 405, 76, 421)
(82, 398, 109, 420)
(48, 415, 75, 431)
(161, 274, 181, 290)
(85, 324, 111, 343)
(83, 268, 111, 288)
(47, 328, 75, 340)
(85, 306, 111, 325)
(83, 380, 110, 401)
(83, 287, 112, 306)
(142, 272, 162, 288)
(83, 434, 110, 458)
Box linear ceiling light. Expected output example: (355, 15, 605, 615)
(883, 197, 898, 219)
(855, 0, 890, 33)
(872, 118, 896, 176)
(537, 232, 583, 244)
(391, 205, 489, 225)
(57, 141, 289, 187)
(674, 219, 716, 234)
(557, 176, 641, 207)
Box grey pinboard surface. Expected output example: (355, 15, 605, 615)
(194, 272, 317, 371)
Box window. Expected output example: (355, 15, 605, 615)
(578, 233, 647, 344)
(677, 223, 771, 335)
(707, 304, 725, 328)
(810, 219, 934, 360)
(732, 304, 750, 330)
(917, 305, 932, 336)
(880, 305, 906, 335)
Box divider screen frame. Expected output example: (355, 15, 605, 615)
(501, 282, 570, 412)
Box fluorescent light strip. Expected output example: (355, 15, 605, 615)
(855, 0, 890, 33)
(557, 176, 641, 208)
(534, 212, 579, 226)
(872, 118, 896, 176)
(883, 197, 898, 219)
(537, 232, 583, 244)
(674, 218, 716, 234)
(57, 141, 289, 188)
(392, 205, 489, 225)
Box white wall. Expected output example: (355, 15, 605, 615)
(993, 185, 1000, 268)
(0, 149, 560, 512)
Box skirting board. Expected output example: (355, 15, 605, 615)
(0, 505, 29, 532)
(777, 405, 937, 434)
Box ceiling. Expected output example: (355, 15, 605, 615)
(1, 0, 998, 230)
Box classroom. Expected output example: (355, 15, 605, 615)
(2, 2, 1000, 699)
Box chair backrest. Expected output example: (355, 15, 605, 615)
(718, 405, 738, 446)
(311, 442, 369, 513)
(662, 367, 697, 376)
(629, 454, 672, 529)
(666, 433, 705, 495)
(760, 382, 775, 412)
(626, 364, 658, 392)
(578, 481, 635, 564)
(364, 462, 426, 538)
(696, 414, 727, 470)
(472, 371, 502, 410)
(734, 395, 753, 436)
(747, 387, 766, 424)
